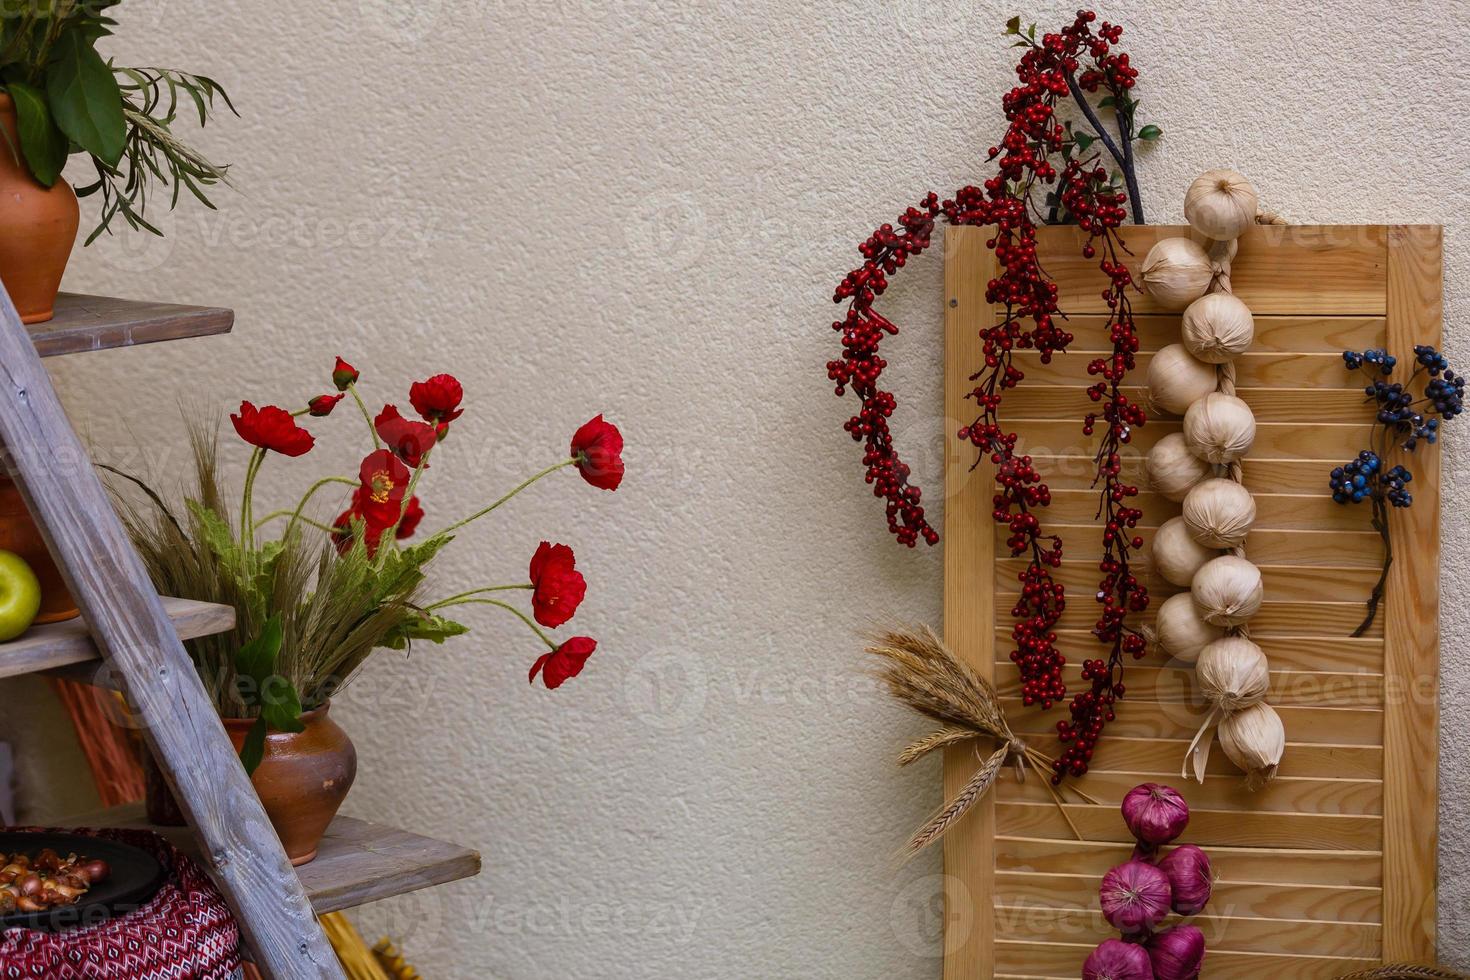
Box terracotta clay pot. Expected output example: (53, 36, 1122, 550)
(222, 705, 357, 866)
(0, 93, 79, 324)
(0, 474, 78, 623)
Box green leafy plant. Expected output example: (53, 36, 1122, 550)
(0, 0, 234, 242)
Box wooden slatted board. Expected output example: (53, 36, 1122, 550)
(941, 224, 1441, 978)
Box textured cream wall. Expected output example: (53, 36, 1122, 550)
(5, 0, 1466, 974)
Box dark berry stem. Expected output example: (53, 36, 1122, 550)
(1063, 73, 1145, 224)
(1353, 502, 1393, 638)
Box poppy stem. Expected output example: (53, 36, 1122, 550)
(239, 447, 266, 548)
(281, 475, 358, 541)
(434, 459, 575, 537)
(254, 511, 335, 534)
(444, 597, 557, 649)
(348, 383, 382, 450)
(428, 584, 534, 611)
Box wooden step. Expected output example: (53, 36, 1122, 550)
(59, 803, 482, 914)
(0, 597, 234, 681)
(28, 293, 233, 357)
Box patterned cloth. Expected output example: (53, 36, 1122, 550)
(0, 828, 242, 979)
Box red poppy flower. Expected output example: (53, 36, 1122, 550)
(529, 636, 597, 689)
(570, 414, 624, 491)
(332, 454, 419, 558)
(308, 393, 344, 417)
(529, 541, 586, 628)
(409, 374, 464, 424)
(231, 401, 315, 457)
(356, 449, 411, 533)
(374, 405, 436, 468)
(397, 495, 424, 540)
(332, 357, 359, 391)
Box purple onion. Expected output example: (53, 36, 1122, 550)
(1121, 783, 1190, 846)
(1082, 937, 1154, 980)
(1147, 924, 1206, 980)
(1098, 860, 1172, 935)
(1158, 843, 1213, 916)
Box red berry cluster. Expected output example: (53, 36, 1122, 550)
(829, 194, 942, 546)
(827, 11, 1149, 778)
(1054, 221, 1151, 782)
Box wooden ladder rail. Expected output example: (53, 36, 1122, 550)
(0, 287, 345, 979)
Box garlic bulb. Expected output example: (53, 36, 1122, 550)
(1182, 478, 1257, 549)
(1184, 169, 1259, 241)
(1146, 433, 1212, 502)
(1151, 517, 1218, 588)
(1180, 292, 1255, 364)
(1217, 701, 1284, 788)
(1197, 637, 1270, 711)
(1147, 344, 1218, 415)
(1191, 555, 1263, 627)
(1140, 238, 1212, 309)
(1183, 392, 1256, 464)
(1154, 591, 1223, 663)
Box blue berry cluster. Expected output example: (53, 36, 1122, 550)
(1415, 344, 1450, 375)
(1426, 375, 1465, 422)
(1330, 452, 1413, 507)
(1342, 348, 1396, 374)
(1331, 344, 1458, 510)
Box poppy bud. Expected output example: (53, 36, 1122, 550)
(308, 393, 344, 417)
(332, 356, 360, 391)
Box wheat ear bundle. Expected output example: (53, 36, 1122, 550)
(867, 625, 1096, 855)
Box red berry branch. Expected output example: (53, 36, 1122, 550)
(826, 11, 1155, 779)
(1056, 230, 1151, 781)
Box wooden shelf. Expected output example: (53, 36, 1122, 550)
(59, 803, 482, 914)
(0, 597, 234, 682)
(29, 293, 233, 357)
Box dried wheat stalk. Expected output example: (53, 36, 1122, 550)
(868, 624, 1096, 855)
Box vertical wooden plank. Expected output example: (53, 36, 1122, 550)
(1381, 225, 1441, 962)
(942, 226, 997, 980)
(0, 289, 345, 979)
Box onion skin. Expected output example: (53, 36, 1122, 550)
(1082, 937, 1154, 980)
(1099, 860, 1173, 935)
(1121, 783, 1190, 846)
(1158, 843, 1213, 916)
(1147, 923, 1207, 979)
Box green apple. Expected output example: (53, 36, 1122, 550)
(0, 550, 41, 642)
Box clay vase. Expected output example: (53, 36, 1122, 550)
(0, 474, 78, 623)
(222, 705, 357, 866)
(0, 92, 79, 324)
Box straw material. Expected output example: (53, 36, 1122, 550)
(867, 624, 1096, 855)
